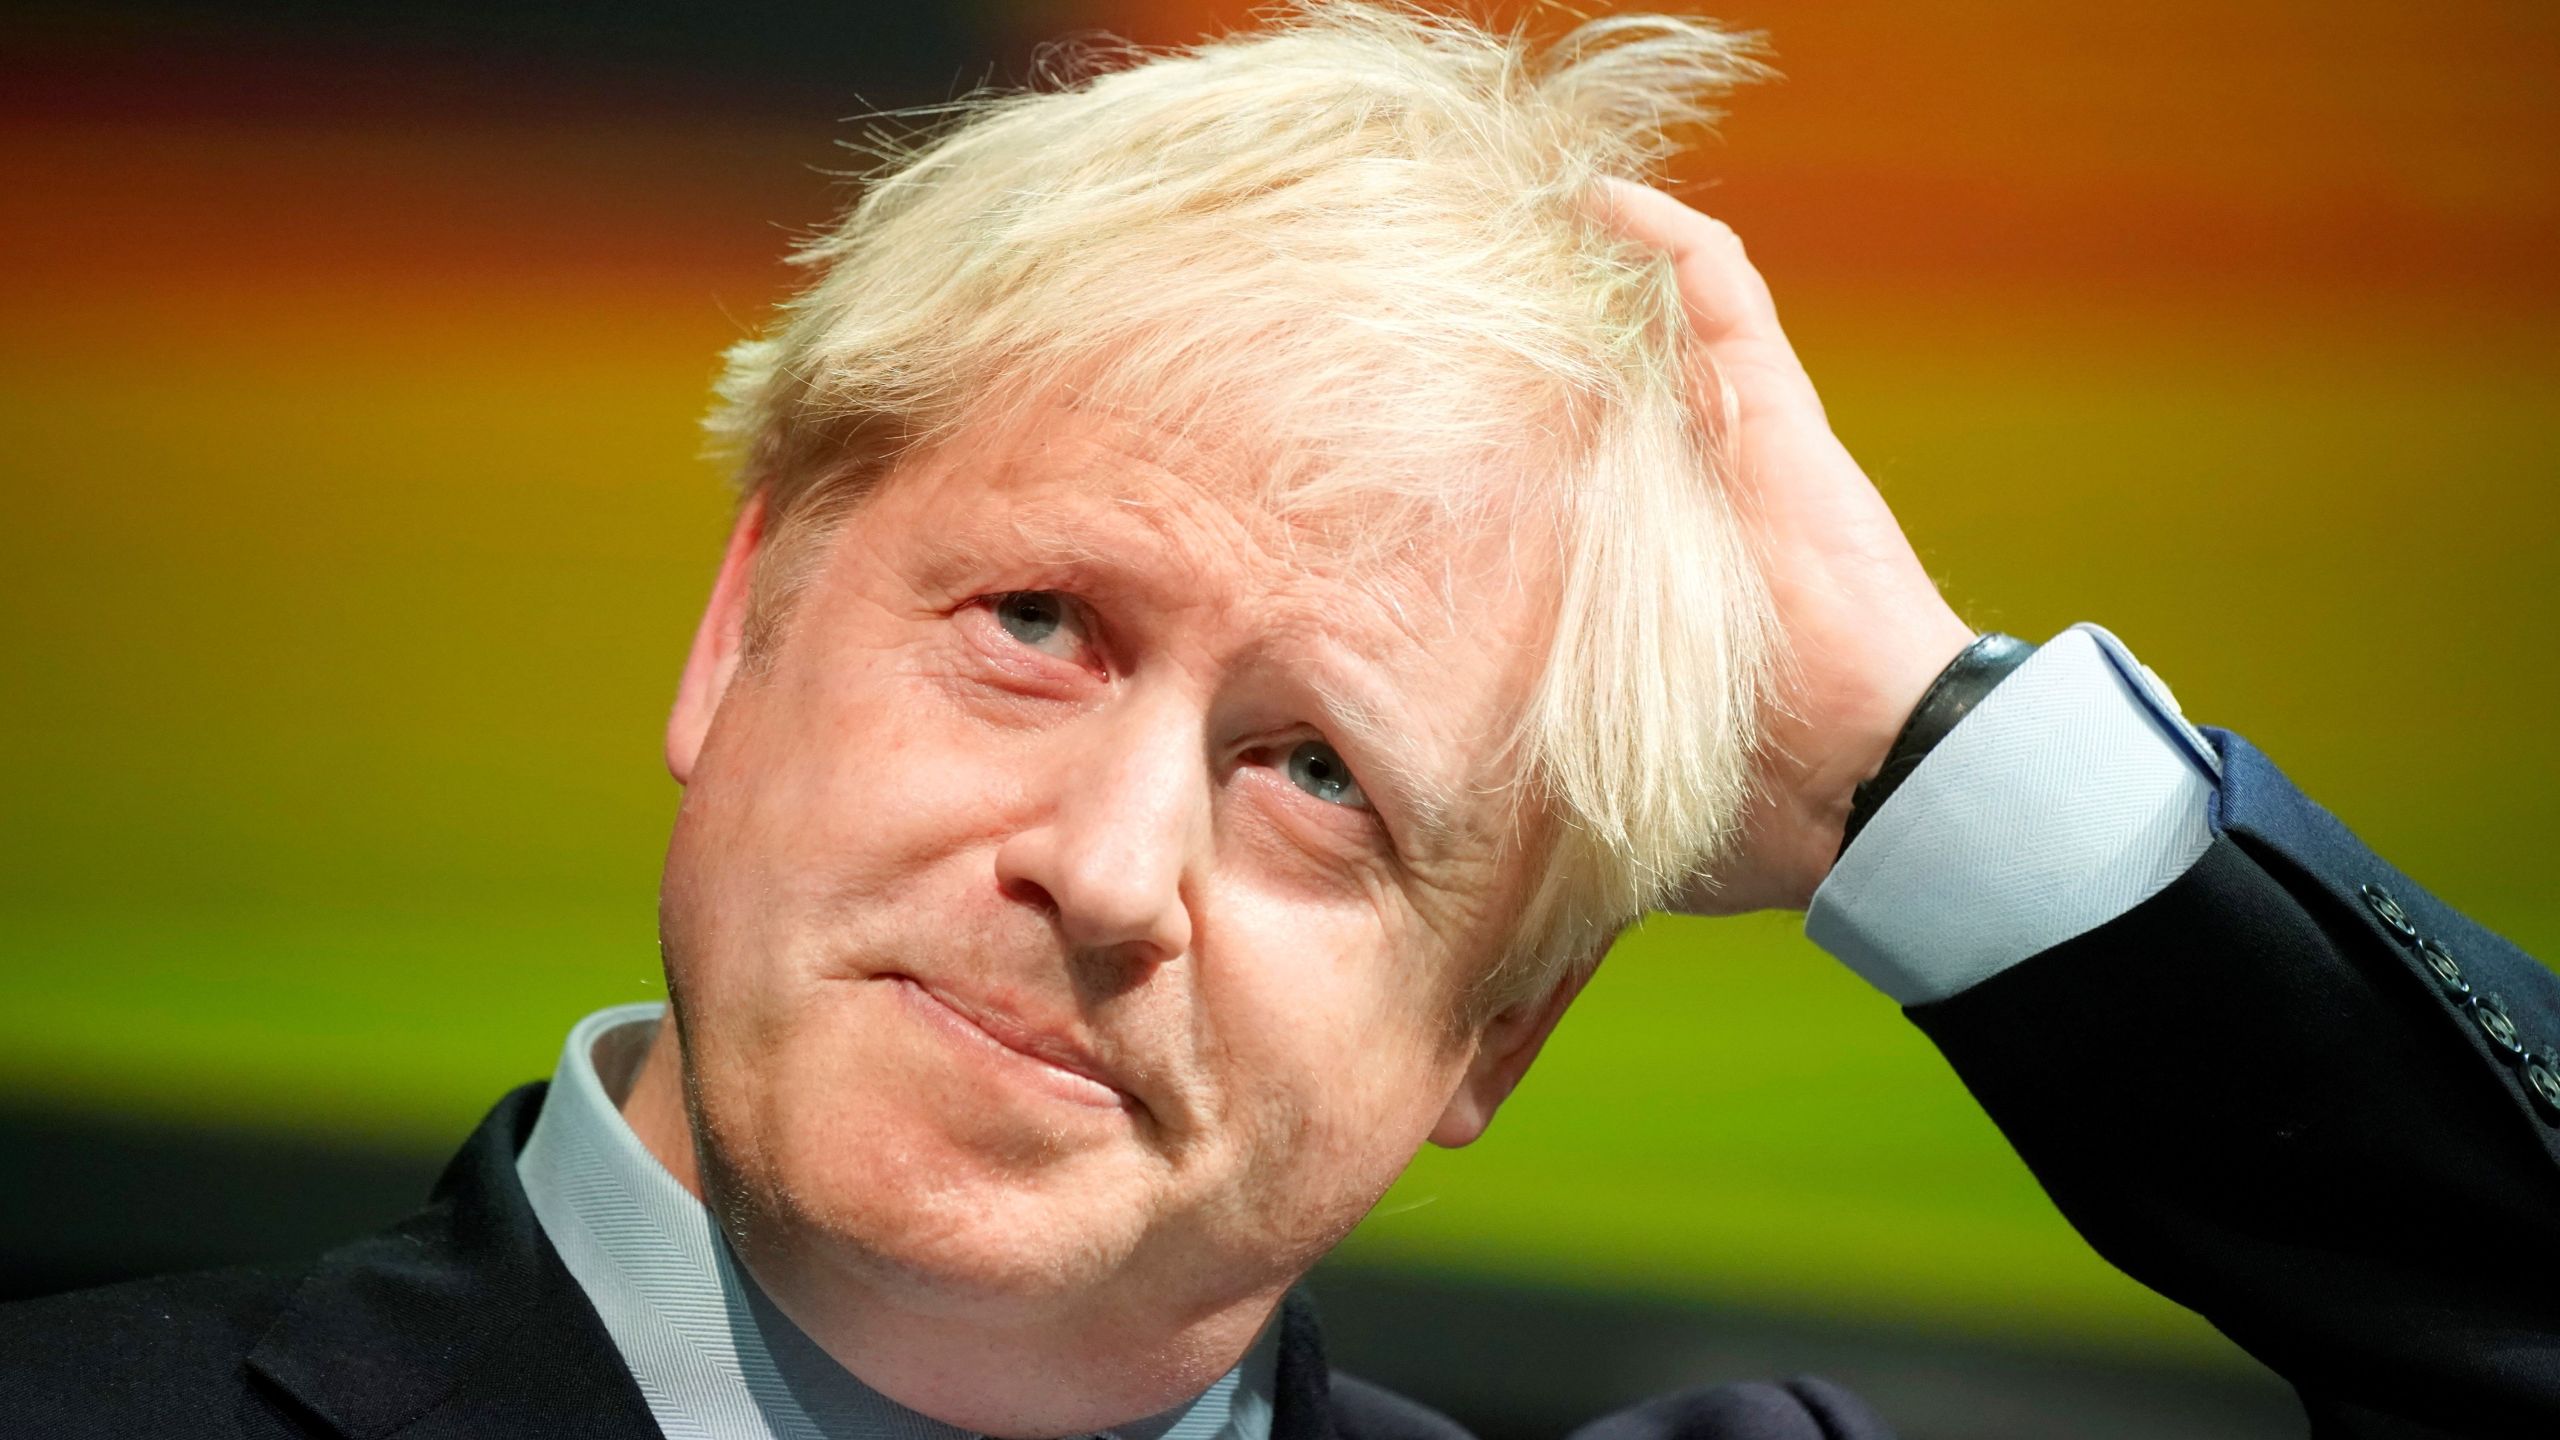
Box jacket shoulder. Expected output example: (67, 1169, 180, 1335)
(1566, 1377, 1895, 1440)
(0, 1084, 571, 1440)
(1328, 1370, 1477, 1439)
(1324, 1369, 1893, 1440)
(0, 1265, 314, 1437)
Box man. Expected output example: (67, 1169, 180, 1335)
(5, 5, 2555, 1437)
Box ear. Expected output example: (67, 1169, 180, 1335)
(1428, 955, 1601, 1148)
(667, 492, 770, 786)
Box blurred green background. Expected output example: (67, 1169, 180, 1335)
(2, 0, 2554, 1426)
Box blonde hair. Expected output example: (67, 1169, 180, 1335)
(708, 1, 1777, 1013)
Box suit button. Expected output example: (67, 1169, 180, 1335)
(2526, 1062, 2560, 1121)
(2416, 938, 2469, 997)
(2360, 883, 2418, 942)
(2473, 996, 2528, 1064)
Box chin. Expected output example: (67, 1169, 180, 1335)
(702, 1069, 1164, 1314)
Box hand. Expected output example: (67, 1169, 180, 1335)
(1598, 179, 1975, 915)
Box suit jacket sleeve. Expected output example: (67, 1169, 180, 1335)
(1902, 726, 2560, 1437)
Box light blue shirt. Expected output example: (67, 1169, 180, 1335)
(1808, 623, 2224, 1003)
(516, 1004, 1279, 1440)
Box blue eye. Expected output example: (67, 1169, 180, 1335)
(994, 591, 1067, 650)
(1285, 740, 1367, 808)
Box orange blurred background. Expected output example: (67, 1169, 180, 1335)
(3, 2, 2553, 1433)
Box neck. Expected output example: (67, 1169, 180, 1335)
(618, 1020, 701, 1192)
(615, 1017, 1280, 1437)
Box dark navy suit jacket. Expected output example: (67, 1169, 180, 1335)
(5, 730, 2556, 1438)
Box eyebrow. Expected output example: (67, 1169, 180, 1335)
(1310, 670, 1471, 863)
(905, 503, 1125, 589)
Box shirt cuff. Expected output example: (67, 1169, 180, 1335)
(1804, 624, 2222, 1005)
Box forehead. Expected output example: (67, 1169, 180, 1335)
(861, 394, 1560, 854)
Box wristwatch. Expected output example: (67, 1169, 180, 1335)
(1837, 632, 2038, 857)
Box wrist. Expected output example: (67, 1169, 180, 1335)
(1793, 615, 1978, 898)
(1838, 631, 2039, 856)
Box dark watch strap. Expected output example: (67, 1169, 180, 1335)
(1837, 632, 2038, 858)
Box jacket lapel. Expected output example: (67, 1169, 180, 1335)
(1269, 1289, 1341, 1440)
(244, 1084, 662, 1439)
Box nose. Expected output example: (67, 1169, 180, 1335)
(992, 702, 1202, 971)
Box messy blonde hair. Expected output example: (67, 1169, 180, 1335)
(708, 1, 1777, 1013)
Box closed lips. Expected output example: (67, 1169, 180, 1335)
(889, 974, 1133, 1110)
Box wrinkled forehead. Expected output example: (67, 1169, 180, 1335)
(931, 385, 1561, 614)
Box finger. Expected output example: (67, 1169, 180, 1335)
(1593, 177, 1785, 349)
(1594, 177, 1824, 422)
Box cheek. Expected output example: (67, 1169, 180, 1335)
(662, 656, 1088, 1217)
(711, 648, 1028, 891)
(1189, 887, 1472, 1257)
(661, 644, 1038, 1069)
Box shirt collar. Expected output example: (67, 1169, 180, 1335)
(517, 1002, 1277, 1440)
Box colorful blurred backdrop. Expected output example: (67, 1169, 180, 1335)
(4, 2, 2554, 1434)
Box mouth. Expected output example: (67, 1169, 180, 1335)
(883, 974, 1136, 1113)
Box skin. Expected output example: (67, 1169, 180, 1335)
(616, 183, 1968, 1435)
